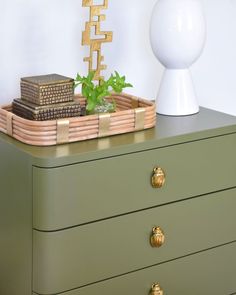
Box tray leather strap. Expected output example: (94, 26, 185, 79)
(135, 108, 145, 131)
(99, 113, 111, 137)
(6, 112, 13, 136)
(57, 119, 69, 144)
(131, 97, 139, 109)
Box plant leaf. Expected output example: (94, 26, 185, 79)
(75, 71, 133, 114)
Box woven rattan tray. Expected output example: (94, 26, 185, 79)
(0, 93, 156, 146)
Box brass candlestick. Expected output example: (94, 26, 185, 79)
(82, 0, 113, 83)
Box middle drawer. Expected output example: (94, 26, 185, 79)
(33, 134, 236, 231)
(33, 188, 236, 295)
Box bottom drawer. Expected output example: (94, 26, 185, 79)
(33, 242, 236, 295)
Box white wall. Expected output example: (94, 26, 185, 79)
(0, 0, 236, 115)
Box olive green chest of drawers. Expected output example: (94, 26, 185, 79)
(1, 107, 236, 295)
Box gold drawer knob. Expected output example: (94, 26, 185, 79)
(151, 167, 166, 188)
(150, 283, 164, 295)
(150, 227, 165, 248)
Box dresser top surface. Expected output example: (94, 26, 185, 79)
(1, 107, 236, 167)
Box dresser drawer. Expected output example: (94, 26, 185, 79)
(33, 134, 236, 231)
(33, 242, 236, 295)
(33, 188, 236, 294)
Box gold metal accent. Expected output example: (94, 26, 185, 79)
(135, 108, 145, 131)
(6, 112, 13, 136)
(150, 283, 164, 295)
(57, 119, 70, 144)
(151, 167, 166, 188)
(82, 0, 113, 82)
(21, 74, 74, 106)
(150, 227, 165, 248)
(21, 74, 74, 86)
(98, 113, 111, 137)
(13, 99, 81, 121)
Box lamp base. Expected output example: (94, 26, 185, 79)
(156, 69, 199, 116)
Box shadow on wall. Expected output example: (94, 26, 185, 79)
(105, 0, 162, 100)
(192, 0, 236, 115)
(0, 0, 235, 115)
(0, 0, 85, 104)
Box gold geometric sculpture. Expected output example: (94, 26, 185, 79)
(82, 0, 113, 83)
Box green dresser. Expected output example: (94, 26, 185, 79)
(0, 107, 236, 295)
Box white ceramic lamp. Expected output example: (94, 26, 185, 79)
(150, 0, 206, 116)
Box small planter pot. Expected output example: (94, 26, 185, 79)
(88, 99, 116, 115)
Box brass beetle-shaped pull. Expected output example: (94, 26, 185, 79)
(150, 227, 165, 248)
(151, 167, 166, 188)
(150, 283, 164, 295)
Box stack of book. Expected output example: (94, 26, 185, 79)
(13, 74, 82, 121)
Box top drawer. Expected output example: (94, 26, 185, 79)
(33, 133, 236, 231)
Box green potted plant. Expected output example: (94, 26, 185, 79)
(74, 71, 133, 115)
